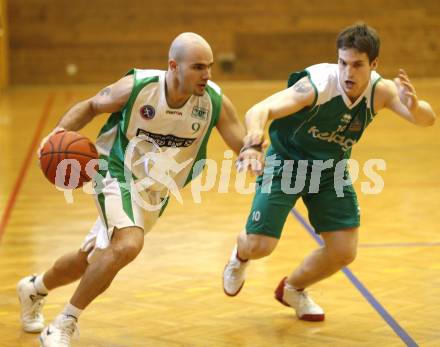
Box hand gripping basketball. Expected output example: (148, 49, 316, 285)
(39, 130, 99, 189)
(37, 127, 66, 160)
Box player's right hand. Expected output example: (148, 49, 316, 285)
(236, 131, 268, 175)
(37, 127, 65, 159)
(236, 147, 265, 175)
(243, 130, 265, 149)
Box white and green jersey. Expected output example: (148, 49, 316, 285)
(95, 69, 222, 189)
(270, 63, 382, 161)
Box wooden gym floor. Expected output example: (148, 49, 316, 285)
(0, 79, 439, 346)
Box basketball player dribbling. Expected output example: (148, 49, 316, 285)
(17, 32, 264, 347)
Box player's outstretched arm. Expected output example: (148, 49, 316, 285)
(243, 76, 316, 147)
(381, 69, 436, 127)
(36, 75, 134, 158)
(235, 77, 315, 175)
(57, 75, 134, 131)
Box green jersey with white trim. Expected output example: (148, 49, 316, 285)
(269, 63, 381, 161)
(95, 69, 222, 189)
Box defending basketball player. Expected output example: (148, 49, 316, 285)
(17, 32, 264, 347)
(223, 23, 436, 321)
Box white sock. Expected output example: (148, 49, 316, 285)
(34, 274, 49, 295)
(61, 303, 83, 321)
(285, 282, 304, 292)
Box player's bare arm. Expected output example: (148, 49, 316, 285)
(215, 94, 264, 175)
(215, 94, 246, 155)
(36, 75, 134, 158)
(375, 69, 436, 127)
(243, 76, 316, 147)
(236, 76, 315, 174)
(58, 75, 134, 131)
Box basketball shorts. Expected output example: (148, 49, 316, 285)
(245, 151, 360, 238)
(80, 171, 168, 263)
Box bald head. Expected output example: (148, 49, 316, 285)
(166, 32, 213, 100)
(169, 32, 212, 63)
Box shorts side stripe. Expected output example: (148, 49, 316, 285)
(97, 192, 108, 229)
(119, 183, 135, 223)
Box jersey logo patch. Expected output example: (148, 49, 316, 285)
(140, 105, 156, 120)
(191, 106, 208, 120)
(137, 129, 196, 147)
(166, 110, 183, 116)
(348, 117, 363, 131)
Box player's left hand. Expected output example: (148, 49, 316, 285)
(394, 69, 419, 113)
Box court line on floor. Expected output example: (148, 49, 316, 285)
(0, 94, 56, 242)
(290, 208, 418, 347)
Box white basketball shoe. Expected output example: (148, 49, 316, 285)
(274, 277, 325, 321)
(39, 314, 79, 347)
(17, 275, 46, 333)
(223, 245, 249, 296)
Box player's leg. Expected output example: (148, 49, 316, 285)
(223, 171, 298, 296)
(286, 228, 358, 289)
(236, 232, 279, 260)
(39, 225, 147, 347)
(274, 180, 360, 321)
(274, 227, 357, 321)
(223, 233, 279, 297)
(17, 224, 94, 334)
(43, 250, 89, 289)
(38, 217, 114, 293)
(39, 174, 159, 347)
(69, 225, 144, 309)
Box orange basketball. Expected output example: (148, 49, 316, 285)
(39, 130, 99, 189)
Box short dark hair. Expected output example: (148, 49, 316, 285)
(337, 23, 380, 62)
